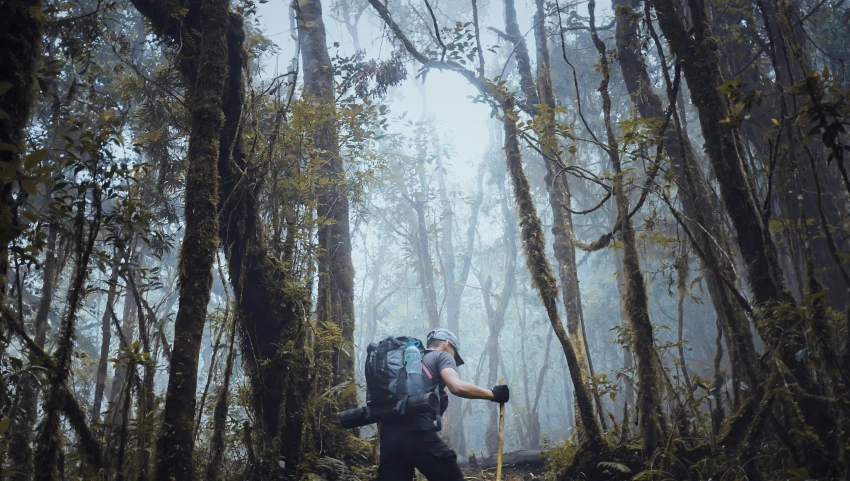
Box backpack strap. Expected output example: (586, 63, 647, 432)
(421, 354, 443, 430)
(433, 384, 442, 430)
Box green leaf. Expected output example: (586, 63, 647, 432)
(20, 179, 37, 196)
(788, 466, 810, 481)
(24, 148, 48, 170)
(0, 418, 10, 436)
(0, 82, 12, 96)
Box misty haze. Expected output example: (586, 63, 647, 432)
(1, 0, 849, 480)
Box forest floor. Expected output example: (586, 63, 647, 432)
(458, 449, 546, 480)
(460, 466, 542, 481)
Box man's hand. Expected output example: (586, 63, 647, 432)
(491, 385, 510, 404)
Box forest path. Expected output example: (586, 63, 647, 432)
(459, 449, 545, 480)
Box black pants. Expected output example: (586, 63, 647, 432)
(377, 425, 464, 481)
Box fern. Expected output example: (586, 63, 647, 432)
(598, 461, 631, 474)
(316, 456, 362, 481)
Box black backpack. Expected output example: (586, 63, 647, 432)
(365, 336, 425, 413)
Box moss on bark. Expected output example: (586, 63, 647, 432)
(501, 97, 605, 449)
(589, 0, 667, 455)
(153, 0, 228, 478)
(0, 0, 44, 384)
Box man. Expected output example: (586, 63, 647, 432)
(377, 328, 511, 481)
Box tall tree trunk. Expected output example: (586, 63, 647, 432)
(675, 247, 692, 389)
(502, 0, 539, 107)
(614, 252, 635, 426)
(108, 278, 137, 424)
(34, 188, 103, 481)
(501, 97, 605, 449)
(126, 267, 155, 481)
(34, 224, 62, 346)
(215, 12, 311, 472)
(437, 155, 480, 454)
(299, 0, 357, 386)
(482, 187, 518, 454)
(0, 0, 43, 351)
(410, 193, 440, 330)
(613, 0, 759, 395)
(114, 373, 134, 481)
(91, 257, 121, 422)
(588, 0, 666, 455)
(154, 0, 227, 477)
(205, 320, 237, 481)
(7, 223, 59, 481)
(530, 0, 601, 424)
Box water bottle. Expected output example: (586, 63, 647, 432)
(404, 341, 423, 398)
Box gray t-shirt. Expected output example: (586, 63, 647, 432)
(407, 350, 457, 431)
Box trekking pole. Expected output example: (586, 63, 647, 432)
(495, 378, 506, 481)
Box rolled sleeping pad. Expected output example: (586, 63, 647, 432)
(339, 392, 439, 428)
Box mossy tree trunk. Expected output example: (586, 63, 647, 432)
(530, 0, 601, 423)
(502, 0, 539, 107)
(153, 0, 228, 478)
(501, 0, 605, 430)
(651, 0, 846, 468)
(34, 188, 103, 481)
(0, 0, 44, 385)
(501, 97, 605, 449)
(588, 0, 667, 455)
(298, 0, 357, 386)
(215, 12, 310, 472)
(613, 0, 759, 397)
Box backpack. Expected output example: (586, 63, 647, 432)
(365, 336, 426, 413)
(366, 336, 438, 404)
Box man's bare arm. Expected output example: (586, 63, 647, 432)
(440, 368, 495, 400)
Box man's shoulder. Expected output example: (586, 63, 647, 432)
(424, 350, 457, 369)
(423, 349, 451, 360)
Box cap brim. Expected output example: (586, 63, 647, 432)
(454, 352, 465, 367)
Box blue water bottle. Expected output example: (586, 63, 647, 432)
(404, 341, 423, 398)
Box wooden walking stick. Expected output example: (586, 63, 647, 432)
(495, 378, 506, 481)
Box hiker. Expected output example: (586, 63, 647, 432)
(377, 328, 510, 481)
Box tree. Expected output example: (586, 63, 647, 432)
(613, 0, 759, 401)
(298, 0, 358, 387)
(0, 0, 44, 372)
(146, 0, 228, 477)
